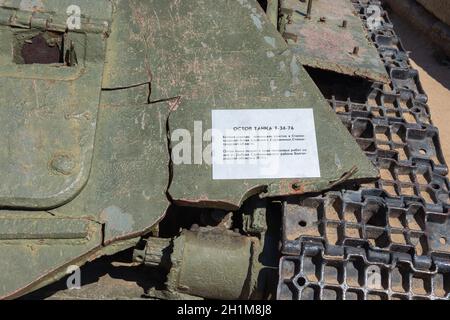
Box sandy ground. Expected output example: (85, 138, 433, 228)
(389, 12, 450, 165)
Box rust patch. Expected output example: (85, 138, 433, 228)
(281, 0, 389, 83)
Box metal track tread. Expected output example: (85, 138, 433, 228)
(278, 0, 450, 300)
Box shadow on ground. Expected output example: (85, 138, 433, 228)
(388, 11, 450, 91)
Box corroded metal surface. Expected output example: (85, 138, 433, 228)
(0, 211, 103, 299)
(153, 0, 379, 210)
(170, 229, 260, 300)
(0, 0, 379, 299)
(280, 0, 389, 83)
(0, 1, 112, 208)
(385, 0, 450, 58)
(416, 0, 450, 26)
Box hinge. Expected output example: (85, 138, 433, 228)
(0, 6, 110, 35)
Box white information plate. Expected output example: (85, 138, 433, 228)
(212, 109, 321, 180)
